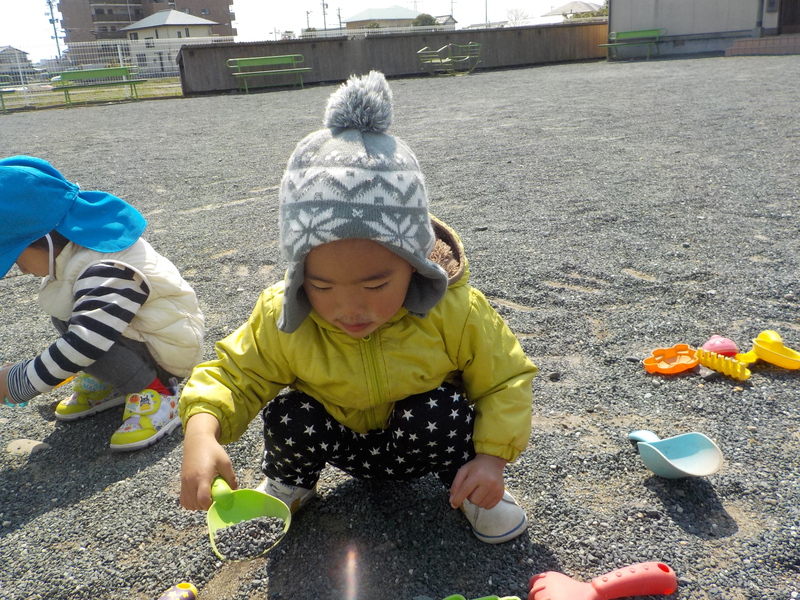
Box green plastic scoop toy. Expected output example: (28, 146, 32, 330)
(206, 477, 291, 560)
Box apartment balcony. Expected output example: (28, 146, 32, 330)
(92, 13, 136, 22)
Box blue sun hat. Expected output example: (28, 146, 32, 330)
(0, 155, 146, 278)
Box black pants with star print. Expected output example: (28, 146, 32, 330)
(261, 383, 476, 490)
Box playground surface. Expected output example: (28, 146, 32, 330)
(1, 54, 799, 599)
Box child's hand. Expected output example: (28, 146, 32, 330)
(180, 413, 237, 511)
(449, 453, 508, 510)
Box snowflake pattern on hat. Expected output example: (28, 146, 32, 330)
(276, 71, 449, 333)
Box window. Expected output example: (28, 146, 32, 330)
(177, 31, 182, 38)
(201, 8, 210, 15)
(136, 54, 147, 66)
(185, 28, 190, 37)
(182, 8, 191, 13)
(129, 32, 139, 40)
(110, 26, 116, 31)
(145, 37, 154, 48)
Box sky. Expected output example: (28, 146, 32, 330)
(0, 0, 569, 61)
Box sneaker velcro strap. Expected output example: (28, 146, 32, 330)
(123, 391, 161, 417)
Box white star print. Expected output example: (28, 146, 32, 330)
(304, 425, 316, 436)
(402, 409, 414, 420)
(426, 421, 437, 433)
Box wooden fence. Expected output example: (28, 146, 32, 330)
(177, 22, 608, 95)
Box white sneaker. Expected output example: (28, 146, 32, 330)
(461, 489, 528, 544)
(256, 477, 316, 514)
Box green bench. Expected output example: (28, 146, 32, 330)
(599, 28, 668, 60)
(52, 66, 147, 107)
(417, 42, 482, 76)
(226, 55, 312, 93)
(0, 74, 15, 114)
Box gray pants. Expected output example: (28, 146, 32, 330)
(52, 318, 177, 394)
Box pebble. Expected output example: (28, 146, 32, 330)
(213, 516, 285, 561)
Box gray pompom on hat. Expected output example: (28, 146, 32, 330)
(278, 70, 448, 333)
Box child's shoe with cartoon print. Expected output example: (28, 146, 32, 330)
(108, 387, 180, 451)
(461, 489, 528, 544)
(54, 372, 125, 421)
(256, 478, 317, 514)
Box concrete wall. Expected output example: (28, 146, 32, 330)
(607, 0, 766, 58)
(177, 22, 608, 96)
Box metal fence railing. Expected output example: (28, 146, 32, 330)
(0, 37, 233, 112)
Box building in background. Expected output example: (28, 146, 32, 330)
(121, 9, 218, 40)
(343, 6, 420, 29)
(57, 0, 235, 44)
(607, 0, 800, 58)
(0, 46, 37, 84)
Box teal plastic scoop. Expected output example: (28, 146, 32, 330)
(628, 430, 723, 478)
(207, 477, 291, 560)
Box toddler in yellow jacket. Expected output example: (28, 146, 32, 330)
(179, 71, 537, 544)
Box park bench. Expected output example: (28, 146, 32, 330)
(226, 55, 312, 93)
(417, 42, 482, 76)
(52, 66, 147, 108)
(599, 29, 667, 60)
(0, 74, 14, 114)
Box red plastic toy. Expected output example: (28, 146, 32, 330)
(528, 562, 677, 600)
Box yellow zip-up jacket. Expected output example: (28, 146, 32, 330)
(180, 221, 537, 462)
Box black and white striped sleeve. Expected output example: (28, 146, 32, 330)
(8, 261, 151, 402)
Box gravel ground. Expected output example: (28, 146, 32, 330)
(1, 55, 799, 600)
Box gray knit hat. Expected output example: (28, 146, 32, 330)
(278, 71, 448, 333)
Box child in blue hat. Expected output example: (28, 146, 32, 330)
(0, 156, 205, 451)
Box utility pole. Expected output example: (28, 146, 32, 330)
(306, 11, 312, 29)
(45, 0, 62, 58)
(322, 1, 328, 30)
(337, 8, 343, 29)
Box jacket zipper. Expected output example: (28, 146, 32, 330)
(360, 334, 386, 425)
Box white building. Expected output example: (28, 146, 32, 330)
(121, 9, 218, 41)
